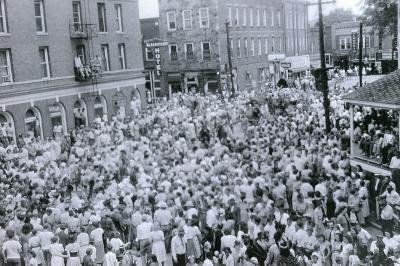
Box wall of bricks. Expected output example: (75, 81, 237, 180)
(0, 0, 146, 140)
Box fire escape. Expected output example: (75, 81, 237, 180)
(69, 0, 100, 87)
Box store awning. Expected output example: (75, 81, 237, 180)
(310, 63, 334, 70)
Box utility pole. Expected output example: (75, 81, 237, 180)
(359, 22, 363, 87)
(226, 22, 235, 97)
(318, 0, 332, 133)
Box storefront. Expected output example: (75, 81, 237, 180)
(24, 107, 43, 139)
(49, 103, 67, 136)
(286, 55, 310, 80)
(73, 99, 88, 128)
(94, 95, 108, 121)
(112, 91, 127, 118)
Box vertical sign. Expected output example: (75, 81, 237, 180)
(145, 40, 169, 79)
(154, 47, 161, 78)
(351, 32, 357, 53)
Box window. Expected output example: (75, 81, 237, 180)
(97, 3, 107, 32)
(76, 45, 86, 65)
(39, 47, 50, 78)
(277, 11, 281, 27)
(279, 37, 282, 53)
(227, 6, 231, 25)
(340, 37, 351, 50)
(101, 44, 110, 71)
(270, 9, 274, 27)
(229, 39, 234, 58)
(256, 9, 260, 27)
(263, 9, 267, 27)
(0, 49, 12, 83)
(250, 38, 255, 56)
(115, 4, 123, 32)
(265, 38, 268, 54)
(249, 8, 253, 26)
(271, 37, 275, 52)
(0, 0, 7, 34)
(288, 12, 292, 29)
(199, 8, 209, 28)
(340, 38, 346, 50)
(145, 48, 154, 61)
(183, 10, 192, 30)
(169, 44, 177, 61)
(237, 39, 241, 58)
(34, 0, 46, 33)
(167, 11, 176, 31)
(244, 38, 248, 56)
(72, 1, 82, 32)
(325, 54, 331, 65)
(258, 38, 262, 55)
(118, 43, 126, 70)
(202, 42, 211, 60)
(185, 43, 194, 60)
(311, 42, 315, 53)
(235, 7, 239, 26)
(243, 7, 246, 26)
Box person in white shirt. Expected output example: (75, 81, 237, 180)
(103, 244, 119, 266)
(203, 251, 214, 266)
(171, 228, 186, 266)
(2, 230, 22, 266)
(220, 229, 237, 253)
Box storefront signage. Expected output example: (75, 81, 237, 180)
(351, 32, 357, 52)
(145, 41, 169, 48)
(268, 54, 286, 61)
(49, 104, 61, 113)
(154, 47, 162, 78)
(286, 55, 310, 72)
(281, 61, 291, 69)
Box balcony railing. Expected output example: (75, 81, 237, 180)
(170, 52, 178, 61)
(69, 23, 98, 39)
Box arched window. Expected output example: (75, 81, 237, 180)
(49, 103, 67, 137)
(24, 107, 43, 140)
(73, 99, 88, 128)
(94, 95, 108, 121)
(0, 111, 16, 145)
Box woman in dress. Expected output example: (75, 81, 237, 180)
(65, 235, 82, 266)
(49, 236, 67, 266)
(90, 221, 105, 265)
(185, 218, 202, 262)
(150, 223, 167, 266)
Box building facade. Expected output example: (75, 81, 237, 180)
(157, 0, 307, 96)
(0, 0, 145, 141)
(283, 0, 310, 79)
(308, 21, 398, 74)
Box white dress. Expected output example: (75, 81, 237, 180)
(151, 230, 167, 263)
(49, 243, 65, 266)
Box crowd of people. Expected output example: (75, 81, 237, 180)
(0, 80, 400, 266)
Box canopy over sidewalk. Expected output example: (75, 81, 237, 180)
(343, 69, 400, 109)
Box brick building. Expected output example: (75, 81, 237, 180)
(0, 0, 145, 141)
(283, 0, 310, 79)
(308, 21, 398, 74)
(157, 0, 306, 96)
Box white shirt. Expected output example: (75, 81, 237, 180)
(2, 240, 22, 260)
(136, 222, 152, 241)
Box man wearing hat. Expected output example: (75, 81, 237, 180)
(154, 201, 173, 252)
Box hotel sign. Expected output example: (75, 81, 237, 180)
(144, 39, 169, 78)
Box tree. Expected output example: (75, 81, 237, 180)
(311, 8, 355, 27)
(362, 0, 397, 36)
